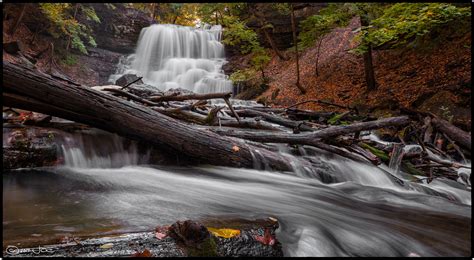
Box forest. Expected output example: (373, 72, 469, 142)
(2, 2, 472, 257)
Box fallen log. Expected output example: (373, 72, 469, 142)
(212, 116, 411, 146)
(154, 107, 280, 130)
(431, 116, 471, 152)
(103, 87, 160, 106)
(149, 92, 232, 102)
(3, 62, 310, 172)
(235, 109, 315, 132)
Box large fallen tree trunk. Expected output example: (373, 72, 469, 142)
(212, 116, 410, 146)
(3, 62, 309, 171)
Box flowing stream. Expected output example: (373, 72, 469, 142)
(3, 131, 471, 256)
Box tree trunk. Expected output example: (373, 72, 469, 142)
(360, 13, 377, 91)
(315, 36, 324, 76)
(3, 61, 310, 172)
(150, 3, 156, 20)
(290, 5, 306, 94)
(248, 4, 288, 61)
(9, 4, 27, 36)
(262, 28, 288, 61)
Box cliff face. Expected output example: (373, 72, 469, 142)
(3, 3, 151, 86)
(86, 4, 152, 54)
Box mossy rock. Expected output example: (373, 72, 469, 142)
(186, 237, 218, 257)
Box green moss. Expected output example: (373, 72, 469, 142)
(186, 237, 218, 257)
(327, 113, 343, 125)
(402, 161, 426, 177)
(359, 142, 390, 162)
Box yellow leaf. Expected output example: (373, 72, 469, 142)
(99, 243, 113, 249)
(232, 145, 240, 152)
(207, 227, 241, 238)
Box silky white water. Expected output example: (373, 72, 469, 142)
(109, 24, 233, 93)
(3, 131, 471, 256)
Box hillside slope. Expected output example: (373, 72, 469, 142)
(248, 17, 471, 130)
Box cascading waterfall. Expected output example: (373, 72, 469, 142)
(109, 24, 233, 94)
(57, 129, 149, 169)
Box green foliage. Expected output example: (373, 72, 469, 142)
(195, 3, 259, 55)
(299, 3, 358, 48)
(352, 3, 471, 54)
(221, 16, 260, 54)
(80, 5, 100, 23)
(251, 48, 271, 69)
(39, 3, 100, 54)
(229, 68, 256, 83)
(272, 3, 291, 15)
(61, 54, 78, 66)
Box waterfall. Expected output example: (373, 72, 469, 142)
(109, 24, 233, 94)
(57, 130, 149, 169)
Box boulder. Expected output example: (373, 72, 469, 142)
(115, 74, 143, 87)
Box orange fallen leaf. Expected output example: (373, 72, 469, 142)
(155, 225, 170, 240)
(232, 145, 240, 152)
(132, 249, 152, 257)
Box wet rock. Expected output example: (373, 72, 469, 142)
(4, 41, 21, 54)
(3, 146, 58, 170)
(115, 74, 143, 87)
(168, 220, 211, 247)
(3, 218, 284, 257)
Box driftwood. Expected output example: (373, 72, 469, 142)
(103, 87, 160, 106)
(4, 61, 470, 184)
(149, 92, 232, 102)
(431, 116, 471, 152)
(121, 76, 143, 90)
(154, 107, 279, 130)
(212, 116, 410, 146)
(3, 62, 314, 172)
(235, 109, 315, 132)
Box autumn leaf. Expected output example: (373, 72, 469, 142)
(254, 228, 276, 246)
(232, 145, 240, 152)
(99, 243, 113, 249)
(155, 225, 170, 240)
(207, 227, 241, 238)
(132, 249, 152, 257)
